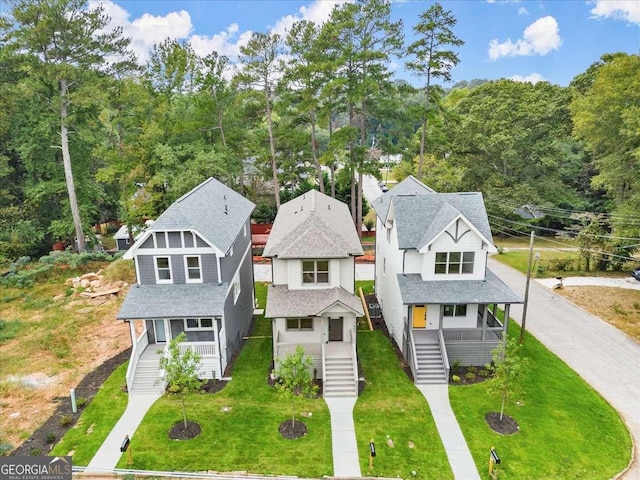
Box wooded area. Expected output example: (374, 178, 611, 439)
(0, 0, 638, 268)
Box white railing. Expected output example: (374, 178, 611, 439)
(443, 328, 503, 342)
(349, 330, 358, 386)
(125, 327, 148, 393)
(179, 342, 217, 357)
(438, 330, 450, 381)
(276, 342, 322, 358)
(321, 342, 326, 384)
(408, 330, 419, 380)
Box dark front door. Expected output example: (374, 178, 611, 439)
(329, 317, 343, 342)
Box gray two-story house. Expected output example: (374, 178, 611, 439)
(117, 177, 255, 394)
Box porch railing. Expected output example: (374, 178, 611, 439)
(125, 327, 149, 393)
(179, 341, 217, 357)
(438, 330, 450, 381)
(407, 329, 419, 380)
(349, 330, 358, 386)
(442, 328, 503, 342)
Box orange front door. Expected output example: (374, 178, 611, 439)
(412, 305, 427, 328)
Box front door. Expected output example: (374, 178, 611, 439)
(412, 305, 427, 328)
(329, 317, 343, 342)
(154, 319, 166, 343)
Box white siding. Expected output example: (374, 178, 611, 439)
(339, 257, 356, 293)
(442, 304, 478, 329)
(272, 258, 288, 284)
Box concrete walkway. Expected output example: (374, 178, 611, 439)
(325, 397, 362, 478)
(418, 385, 481, 480)
(489, 258, 640, 479)
(85, 393, 161, 472)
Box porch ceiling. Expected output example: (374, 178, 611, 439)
(265, 285, 364, 318)
(397, 269, 523, 305)
(116, 283, 227, 319)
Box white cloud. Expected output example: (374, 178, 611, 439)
(510, 73, 546, 84)
(488, 16, 562, 60)
(589, 0, 640, 25)
(518, 7, 529, 15)
(270, 0, 348, 37)
(90, 1, 192, 63)
(189, 25, 253, 61)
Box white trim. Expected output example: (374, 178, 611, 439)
(184, 255, 203, 283)
(137, 247, 217, 256)
(154, 255, 173, 284)
(225, 240, 252, 297)
(184, 318, 215, 331)
(122, 228, 225, 259)
(232, 271, 241, 304)
(420, 213, 497, 253)
(301, 259, 330, 286)
(134, 257, 141, 285)
(216, 256, 222, 284)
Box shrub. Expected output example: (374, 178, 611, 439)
(467, 366, 478, 374)
(76, 397, 88, 408)
(465, 371, 477, 381)
(45, 432, 56, 444)
(0, 439, 14, 455)
(59, 415, 72, 427)
(29, 448, 42, 456)
(0, 319, 23, 343)
(452, 359, 461, 375)
(102, 259, 135, 284)
(497, 246, 504, 254)
(479, 369, 490, 378)
(451, 375, 461, 384)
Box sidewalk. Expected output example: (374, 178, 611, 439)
(325, 397, 361, 478)
(85, 393, 161, 473)
(418, 385, 481, 480)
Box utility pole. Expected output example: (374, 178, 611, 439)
(520, 230, 535, 344)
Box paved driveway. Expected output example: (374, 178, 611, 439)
(489, 258, 640, 479)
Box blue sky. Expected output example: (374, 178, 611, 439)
(95, 0, 639, 86)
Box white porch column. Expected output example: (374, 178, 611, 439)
(129, 319, 136, 345)
(481, 305, 488, 341)
(504, 304, 511, 337)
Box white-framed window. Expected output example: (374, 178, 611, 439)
(286, 318, 313, 331)
(232, 272, 241, 303)
(435, 251, 475, 275)
(185, 318, 214, 330)
(184, 255, 202, 283)
(154, 256, 172, 283)
(443, 305, 468, 317)
(302, 260, 329, 284)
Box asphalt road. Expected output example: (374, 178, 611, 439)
(489, 258, 640, 479)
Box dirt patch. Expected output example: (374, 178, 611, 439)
(10, 349, 130, 456)
(278, 420, 307, 439)
(168, 420, 201, 440)
(485, 412, 519, 435)
(1, 269, 132, 452)
(554, 286, 640, 342)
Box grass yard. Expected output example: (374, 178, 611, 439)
(50, 362, 128, 465)
(449, 321, 632, 479)
(116, 282, 333, 476)
(354, 331, 453, 479)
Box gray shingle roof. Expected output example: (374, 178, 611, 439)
(116, 283, 227, 319)
(372, 175, 434, 223)
(263, 190, 363, 258)
(148, 177, 255, 254)
(394, 193, 494, 250)
(396, 269, 523, 305)
(265, 285, 364, 318)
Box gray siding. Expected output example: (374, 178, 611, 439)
(196, 235, 208, 247)
(168, 232, 182, 248)
(184, 233, 194, 248)
(219, 218, 252, 283)
(156, 233, 166, 248)
(136, 253, 218, 285)
(222, 240, 254, 364)
(117, 239, 131, 251)
(169, 319, 215, 342)
(140, 236, 154, 249)
(445, 341, 498, 366)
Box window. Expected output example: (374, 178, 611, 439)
(232, 272, 241, 303)
(184, 256, 202, 282)
(302, 260, 329, 284)
(185, 318, 214, 330)
(443, 305, 468, 317)
(435, 251, 474, 275)
(286, 318, 313, 331)
(155, 256, 172, 283)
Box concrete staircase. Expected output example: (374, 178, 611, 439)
(323, 356, 358, 398)
(129, 348, 165, 395)
(415, 343, 448, 384)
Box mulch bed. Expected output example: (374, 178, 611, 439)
(168, 420, 201, 440)
(449, 366, 493, 385)
(201, 379, 228, 394)
(485, 412, 519, 435)
(11, 348, 131, 456)
(278, 420, 307, 439)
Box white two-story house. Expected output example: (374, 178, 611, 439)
(263, 190, 364, 397)
(373, 176, 522, 384)
(117, 177, 256, 394)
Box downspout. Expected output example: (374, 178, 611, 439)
(402, 249, 406, 273)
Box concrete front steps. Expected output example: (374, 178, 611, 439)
(129, 348, 165, 395)
(324, 356, 358, 397)
(415, 343, 448, 384)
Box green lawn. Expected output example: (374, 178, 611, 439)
(449, 321, 632, 479)
(354, 331, 453, 479)
(51, 361, 129, 465)
(116, 282, 333, 476)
